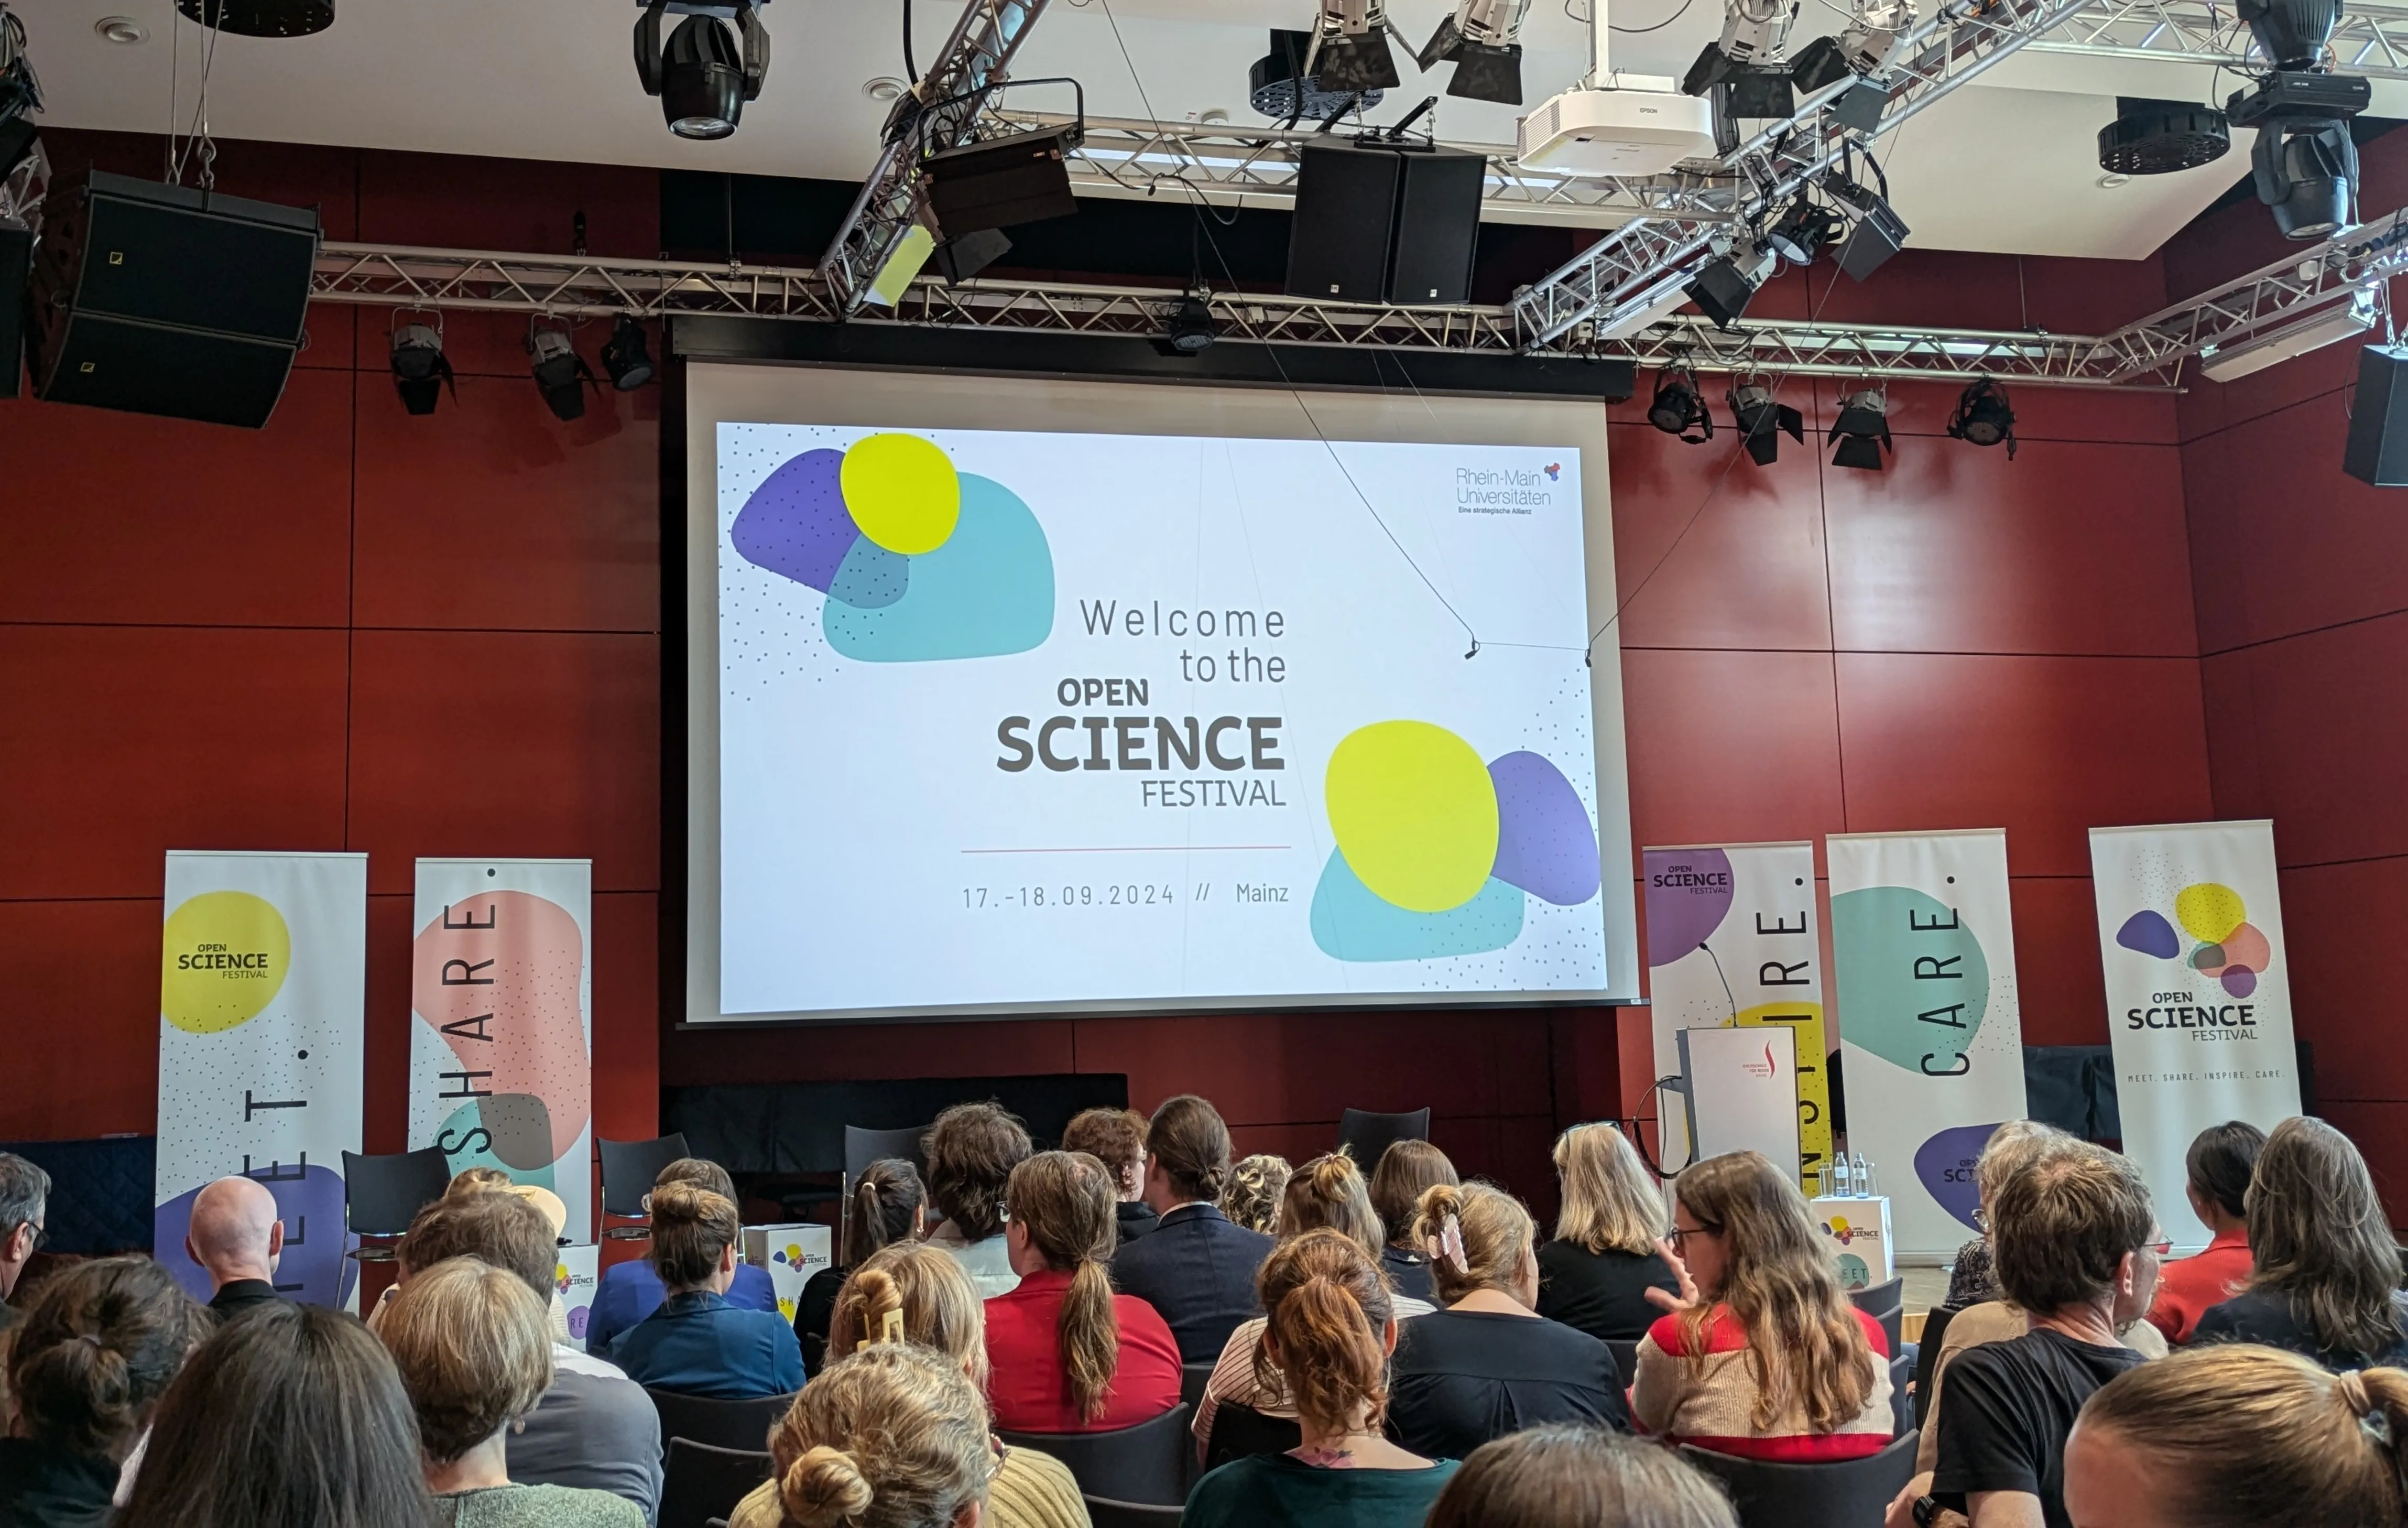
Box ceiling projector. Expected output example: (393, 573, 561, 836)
(1516, 3, 1714, 176)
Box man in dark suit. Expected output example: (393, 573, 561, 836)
(186, 1175, 287, 1321)
(1109, 1094, 1274, 1363)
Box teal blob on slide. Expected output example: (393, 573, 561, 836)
(826, 535, 909, 610)
(432, 1100, 557, 1191)
(1310, 848, 1524, 962)
(824, 473, 1053, 661)
(1829, 885, 1990, 1075)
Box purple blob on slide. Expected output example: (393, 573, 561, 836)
(1642, 846, 1734, 962)
(2222, 966, 2259, 999)
(1488, 751, 1601, 907)
(730, 448, 858, 592)
(154, 1164, 355, 1309)
(2116, 909, 2181, 959)
(1915, 1122, 2005, 1230)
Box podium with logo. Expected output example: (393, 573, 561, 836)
(743, 1223, 835, 1324)
(1811, 1195, 1894, 1289)
(1675, 1024, 1802, 1174)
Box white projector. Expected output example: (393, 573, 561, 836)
(1518, 77, 1718, 177)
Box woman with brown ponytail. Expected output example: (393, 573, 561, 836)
(1185, 1230, 1457, 1528)
(798, 1158, 926, 1378)
(983, 1152, 1180, 1434)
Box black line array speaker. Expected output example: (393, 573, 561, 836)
(2345, 344, 2408, 488)
(27, 170, 320, 428)
(1285, 140, 1483, 306)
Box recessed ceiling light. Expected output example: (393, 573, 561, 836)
(94, 16, 148, 43)
(863, 76, 906, 102)
(2097, 171, 2131, 188)
(1198, 107, 1230, 124)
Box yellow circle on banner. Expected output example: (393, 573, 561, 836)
(1325, 721, 1500, 913)
(160, 891, 291, 1034)
(2175, 882, 2247, 945)
(841, 434, 961, 555)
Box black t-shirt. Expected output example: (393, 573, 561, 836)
(1382, 1244, 1436, 1304)
(1933, 1328, 2144, 1528)
(1534, 1240, 1679, 1342)
(1386, 1308, 1629, 1460)
(796, 1263, 849, 1378)
(1116, 1199, 1159, 1245)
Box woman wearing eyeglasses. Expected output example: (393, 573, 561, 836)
(1630, 1151, 1894, 1462)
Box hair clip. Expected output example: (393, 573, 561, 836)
(1424, 1216, 1469, 1272)
(878, 1306, 906, 1346)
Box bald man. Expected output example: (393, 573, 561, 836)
(186, 1175, 285, 1320)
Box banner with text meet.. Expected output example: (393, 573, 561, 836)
(2091, 820, 2301, 1253)
(408, 859, 594, 1241)
(1829, 829, 2029, 1261)
(1644, 842, 1830, 1188)
(155, 851, 367, 1308)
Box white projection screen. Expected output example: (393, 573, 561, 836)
(684, 362, 1638, 1024)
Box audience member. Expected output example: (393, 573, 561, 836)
(2195, 1114, 2408, 1370)
(923, 1103, 1032, 1300)
(606, 1182, 803, 1399)
(382, 1258, 643, 1528)
(115, 1300, 433, 1528)
(1219, 1156, 1292, 1237)
(2064, 1345, 2408, 1528)
(983, 1151, 1180, 1433)
(1632, 1151, 1890, 1462)
(1944, 1121, 2075, 1309)
(1062, 1108, 1157, 1245)
(1893, 1142, 2159, 1528)
(0, 1153, 49, 1332)
(733, 1345, 1005, 1528)
(1185, 1230, 1456, 1528)
(2143, 1120, 2263, 1345)
(1537, 1123, 1677, 1344)
(1112, 1096, 1274, 1364)
(181, 1176, 286, 1324)
(1424, 1422, 1741, 1528)
(0, 1257, 208, 1528)
(1368, 1140, 1458, 1305)
(448, 1167, 516, 1198)
(800, 1158, 925, 1379)
(1388, 1181, 1626, 1458)
(585, 1157, 778, 1354)
(396, 1190, 662, 1518)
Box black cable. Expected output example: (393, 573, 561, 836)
(902, 0, 919, 88)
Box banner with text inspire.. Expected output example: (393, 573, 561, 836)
(155, 851, 366, 1308)
(2092, 820, 2301, 1254)
(1829, 829, 2030, 1261)
(1644, 842, 1831, 1187)
(408, 859, 594, 1240)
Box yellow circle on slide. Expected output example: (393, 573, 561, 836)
(841, 433, 961, 555)
(161, 891, 291, 1034)
(2175, 882, 2247, 945)
(1326, 721, 1500, 914)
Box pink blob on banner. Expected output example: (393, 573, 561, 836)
(412, 891, 589, 1161)
(2220, 922, 2270, 974)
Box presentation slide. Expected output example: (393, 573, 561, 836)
(685, 366, 1636, 1023)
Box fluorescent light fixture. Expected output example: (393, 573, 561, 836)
(2197, 288, 2378, 382)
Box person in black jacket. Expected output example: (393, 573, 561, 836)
(1535, 1123, 1677, 1342)
(796, 1158, 924, 1378)
(1063, 1107, 1160, 1246)
(1109, 1095, 1273, 1364)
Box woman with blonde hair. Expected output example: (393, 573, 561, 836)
(1219, 1155, 1292, 1237)
(1387, 1181, 1626, 1459)
(741, 1345, 999, 1528)
(983, 1152, 1180, 1433)
(604, 1180, 803, 1398)
(1538, 1123, 1679, 1342)
(1633, 1151, 1892, 1461)
(1425, 1423, 1739, 1528)
(799, 1157, 925, 1378)
(1185, 1230, 1456, 1528)
(1369, 1141, 1458, 1303)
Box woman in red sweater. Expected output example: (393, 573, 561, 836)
(983, 1150, 1183, 1432)
(2143, 1120, 2262, 1344)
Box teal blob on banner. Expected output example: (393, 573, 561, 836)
(1829, 885, 1990, 1075)
(431, 1099, 558, 1190)
(824, 474, 1053, 661)
(1310, 848, 1524, 961)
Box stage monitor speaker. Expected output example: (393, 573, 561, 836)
(921, 128, 1078, 239)
(1387, 147, 1484, 305)
(1286, 140, 1400, 302)
(2345, 344, 2408, 487)
(27, 169, 320, 429)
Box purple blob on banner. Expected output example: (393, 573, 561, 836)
(2116, 909, 2181, 959)
(154, 1164, 355, 1309)
(1488, 751, 1601, 907)
(2222, 967, 2259, 998)
(730, 449, 858, 592)
(1915, 1122, 2004, 1231)
(1643, 847, 1735, 962)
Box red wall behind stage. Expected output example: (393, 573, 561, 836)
(0, 129, 2222, 1217)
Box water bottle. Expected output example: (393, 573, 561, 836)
(1832, 1152, 1853, 1197)
(1851, 1152, 1871, 1197)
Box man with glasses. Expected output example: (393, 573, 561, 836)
(0, 1152, 49, 1330)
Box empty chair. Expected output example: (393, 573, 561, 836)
(658, 1439, 771, 1528)
(1180, 1361, 1213, 1414)
(844, 1123, 929, 1180)
(1201, 1401, 1301, 1473)
(599, 1132, 692, 1241)
(1084, 1498, 1183, 1527)
(1336, 1108, 1430, 1170)
(999, 1402, 1191, 1507)
(1605, 1338, 1640, 1389)
(1911, 1304, 1959, 1431)
(1889, 1351, 1913, 1438)
(1848, 1276, 1905, 1356)
(647, 1387, 798, 1453)
(1677, 1431, 1919, 1528)
(341, 1146, 453, 1262)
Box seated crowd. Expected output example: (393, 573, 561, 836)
(5, 1094, 2408, 1528)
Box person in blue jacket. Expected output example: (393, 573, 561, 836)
(606, 1180, 803, 1399)
(585, 1157, 779, 1355)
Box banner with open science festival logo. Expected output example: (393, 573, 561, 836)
(2091, 820, 2301, 1254)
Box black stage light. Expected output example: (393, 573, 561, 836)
(933, 227, 1012, 284)
(602, 315, 655, 391)
(175, 0, 332, 39)
(1250, 28, 1386, 119)
(389, 317, 453, 416)
(1684, 0, 1797, 95)
(1792, 0, 1913, 93)
(634, 0, 769, 142)
(1417, 0, 1529, 104)
(1830, 77, 1888, 133)
(1764, 193, 1845, 264)
(1790, 36, 1854, 93)
(1828, 386, 1892, 470)
(1947, 377, 2017, 457)
(2250, 115, 2360, 239)
(1728, 380, 1804, 464)
(528, 323, 594, 421)
(2225, 0, 2368, 238)
(1154, 296, 1219, 357)
(1308, 0, 1404, 94)
(1649, 365, 1715, 443)
(1828, 170, 1909, 280)
(1686, 242, 1771, 329)
(2098, 100, 2231, 175)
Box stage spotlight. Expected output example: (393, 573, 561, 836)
(2225, 0, 2369, 239)
(1828, 385, 1892, 470)
(528, 323, 594, 421)
(1683, 0, 1797, 96)
(634, 0, 769, 142)
(1826, 167, 1909, 280)
(389, 316, 453, 416)
(1417, 0, 1531, 104)
(932, 227, 1011, 285)
(1685, 237, 1773, 329)
(1947, 377, 2017, 457)
(601, 316, 655, 390)
(1649, 365, 1715, 443)
(1791, 0, 1914, 93)
(1155, 295, 1219, 357)
(1728, 379, 1803, 464)
(1306, 0, 1405, 95)
(2098, 99, 2230, 176)
(1764, 193, 1845, 264)
(2249, 114, 2361, 239)
(1250, 28, 1386, 119)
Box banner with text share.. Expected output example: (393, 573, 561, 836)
(1829, 829, 2030, 1262)
(2092, 820, 2302, 1254)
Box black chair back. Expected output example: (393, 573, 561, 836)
(341, 1148, 453, 1241)
(1000, 1403, 1191, 1507)
(1912, 1304, 1959, 1431)
(658, 1439, 772, 1528)
(1336, 1108, 1431, 1169)
(1202, 1401, 1302, 1473)
(843, 1124, 930, 1181)
(1888, 1350, 1913, 1438)
(1848, 1276, 1905, 1356)
(600, 1132, 692, 1218)
(646, 1388, 798, 1453)
(1179, 1361, 1214, 1414)
(1677, 1431, 1919, 1528)
(1084, 1497, 1184, 1527)
(1605, 1338, 1640, 1389)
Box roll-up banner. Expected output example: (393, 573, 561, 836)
(155, 851, 367, 1308)
(2091, 820, 2301, 1254)
(1643, 842, 1831, 1188)
(408, 859, 595, 1242)
(1828, 829, 2029, 1262)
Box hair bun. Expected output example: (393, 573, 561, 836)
(2338, 1370, 2374, 1418)
(782, 1444, 875, 1526)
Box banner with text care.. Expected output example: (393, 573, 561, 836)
(155, 851, 367, 1308)
(1829, 829, 2030, 1261)
(1643, 842, 1830, 1187)
(2091, 820, 2301, 1253)
(408, 859, 594, 1241)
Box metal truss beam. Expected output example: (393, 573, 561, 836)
(2033, 0, 2408, 80)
